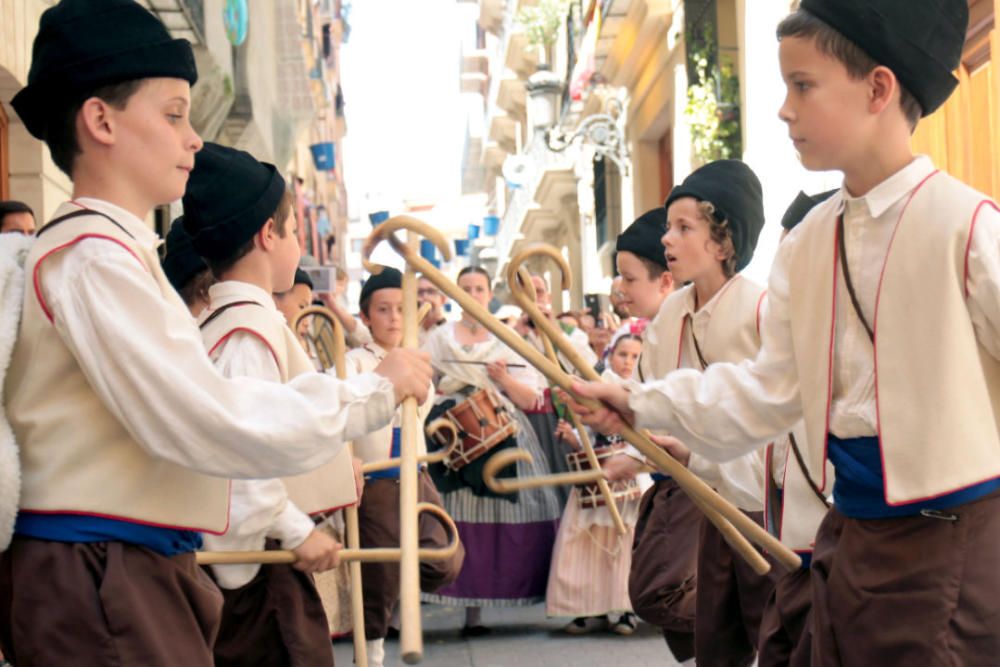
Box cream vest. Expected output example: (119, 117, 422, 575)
(640, 278, 768, 510)
(7, 208, 230, 533)
(764, 426, 833, 554)
(200, 291, 357, 515)
(788, 171, 1000, 504)
(345, 343, 431, 465)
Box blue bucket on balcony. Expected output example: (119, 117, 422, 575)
(420, 239, 437, 262)
(369, 210, 389, 226)
(310, 142, 336, 171)
(483, 215, 500, 236)
(454, 239, 470, 257)
(467, 223, 481, 240)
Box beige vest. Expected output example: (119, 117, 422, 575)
(345, 343, 431, 465)
(200, 292, 357, 515)
(640, 278, 769, 510)
(7, 209, 230, 533)
(788, 171, 1000, 504)
(764, 426, 833, 554)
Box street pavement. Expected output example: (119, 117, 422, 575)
(333, 603, 680, 666)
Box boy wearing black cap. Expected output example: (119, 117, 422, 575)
(643, 159, 777, 667)
(162, 216, 213, 316)
(597, 208, 700, 662)
(274, 267, 315, 337)
(756, 190, 835, 667)
(0, 2, 430, 664)
(345, 266, 464, 667)
(571, 2, 1000, 664)
(187, 141, 363, 665)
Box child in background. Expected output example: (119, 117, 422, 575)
(546, 331, 645, 635)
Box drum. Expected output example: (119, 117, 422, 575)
(430, 388, 518, 471)
(565, 444, 642, 509)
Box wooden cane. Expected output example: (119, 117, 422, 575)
(362, 218, 800, 573)
(508, 246, 776, 575)
(197, 502, 461, 565)
(506, 265, 628, 536)
(360, 419, 459, 474)
(290, 306, 369, 666)
(363, 230, 452, 665)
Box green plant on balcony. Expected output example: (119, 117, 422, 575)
(684, 51, 742, 164)
(516, 0, 569, 64)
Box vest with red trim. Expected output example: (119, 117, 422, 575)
(789, 171, 1000, 505)
(763, 425, 833, 555)
(199, 289, 358, 515)
(5, 206, 231, 533)
(642, 277, 769, 510)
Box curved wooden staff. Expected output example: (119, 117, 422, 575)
(509, 245, 775, 574)
(365, 222, 800, 573)
(196, 502, 461, 564)
(363, 217, 452, 665)
(289, 305, 370, 665)
(360, 419, 459, 474)
(500, 262, 627, 535)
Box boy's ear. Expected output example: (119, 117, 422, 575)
(868, 66, 898, 116)
(257, 217, 277, 250)
(78, 98, 116, 148)
(659, 270, 674, 294)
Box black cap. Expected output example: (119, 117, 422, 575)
(665, 160, 764, 272)
(781, 189, 838, 231)
(12, 0, 198, 140)
(161, 216, 207, 292)
(800, 0, 969, 116)
(360, 266, 402, 304)
(616, 208, 668, 269)
(293, 268, 313, 290)
(182, 142, 287, 261)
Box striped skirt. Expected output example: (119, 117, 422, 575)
(545, 487, 637, 618)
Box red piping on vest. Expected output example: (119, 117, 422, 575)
(208, 328, 283, 375)
(964, 200, 1000, 298)
(34, 235, 145, 323)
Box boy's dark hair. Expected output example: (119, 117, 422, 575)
(46, 80, 145, 177)
(610, 333, 643, 354)
(777, 10, 923, 130)
(178, 268, 215, 309)
(457, 265, 492, 284)
(206, 189, 295, 277)
(697, 201, 738, 278)
(636, 255, 667, 281)
(0, 200, 35, 223)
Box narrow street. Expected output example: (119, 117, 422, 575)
(334, 604, 678, 666)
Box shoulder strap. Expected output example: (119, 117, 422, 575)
(199, 300, 263, 330)
(837, 213, 874, 344)
(683, 313, 709, 370)
(788, 431, 832, 508)
(37, 208, 135, 241)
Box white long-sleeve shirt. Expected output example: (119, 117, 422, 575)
(38, 197, 396, 479)
(629, 156, 1000, 460)
(201, 282, 317, 589)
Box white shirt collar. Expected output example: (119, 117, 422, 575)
(839, 155, 936, 219)
(70, 197, 161, 249)
(683, 275, 742, 319)
(208, 280, 279, 313)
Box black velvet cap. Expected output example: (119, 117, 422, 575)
(12, 0, 198, 140)
(781, 189, 838, 231)
(161, 216, 206, 292)
(664, 160, 764, 272)
(800, 0, 968, 116)
(616, 208, 668, 269)
(293, 268, 313, 290)
(182, 142, 287, 261)
(360, 266, 402, 304)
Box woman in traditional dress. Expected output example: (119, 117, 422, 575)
(421, 267, 561, 635)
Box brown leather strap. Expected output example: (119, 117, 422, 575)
(787, 432, 832, 508)
(37, 207, 135, 240)
(684, 313, 709, 370)
(199, 300, 262, 329)
(837, 213, 874, 344)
